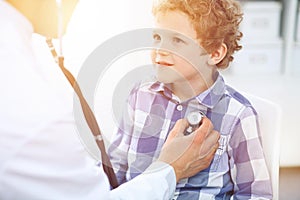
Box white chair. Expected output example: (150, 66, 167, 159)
(243, 93, 282, 200)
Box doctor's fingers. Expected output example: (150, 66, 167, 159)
(189, 142, 219, 169)
(190, 117, 215, 144)
(165, 119, 189, 144)
(198, 130, 220, 157)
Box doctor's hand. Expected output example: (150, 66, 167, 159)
(157, 117, 220, 182)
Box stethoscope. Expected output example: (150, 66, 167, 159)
(46, 0, 119, 189)
(46, 0, 63, 66)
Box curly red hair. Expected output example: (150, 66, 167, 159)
(152, 0, 243, 68)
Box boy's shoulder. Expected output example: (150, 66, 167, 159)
(223, 84, 257, 116)
(225, 85, 252, 107)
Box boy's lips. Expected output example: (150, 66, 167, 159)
(155, 60, 174, 67)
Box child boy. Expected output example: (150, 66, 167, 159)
(109, 0, 272, 199)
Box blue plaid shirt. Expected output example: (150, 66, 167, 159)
(108, 74, 272, 199)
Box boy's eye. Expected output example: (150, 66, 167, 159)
(152, 33, 161, 42)
(173, 37, 185, 44)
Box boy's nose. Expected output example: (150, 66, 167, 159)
(155, 48, 170, 56)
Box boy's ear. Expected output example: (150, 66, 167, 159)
(207, 43, 227, 66)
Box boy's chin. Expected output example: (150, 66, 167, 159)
(155, 74, 180, 84)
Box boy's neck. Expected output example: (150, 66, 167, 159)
(171, 72, 217, 102)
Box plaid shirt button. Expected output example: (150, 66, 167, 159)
(176, 104, 183, 111)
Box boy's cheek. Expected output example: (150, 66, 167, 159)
(150, 50, 156, 63)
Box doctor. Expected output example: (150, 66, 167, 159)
(0, 0, 220, 199)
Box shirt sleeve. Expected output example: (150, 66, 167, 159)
(109, 161, 176, 200)
(108, 85, 138, 184)
(228, 106, 273, 200)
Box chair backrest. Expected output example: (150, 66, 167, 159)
(242, 93, 282, 200)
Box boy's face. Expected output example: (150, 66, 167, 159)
(151, 10, 212, 84)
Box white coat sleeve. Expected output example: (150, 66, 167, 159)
(109, 161, 176, 200)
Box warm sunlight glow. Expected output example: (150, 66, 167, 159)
(61, 0, 154, 73)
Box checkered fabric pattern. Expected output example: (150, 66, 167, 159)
(108, 74, 272, 199)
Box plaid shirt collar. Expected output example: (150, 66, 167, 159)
(149, 73, 226, 109)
